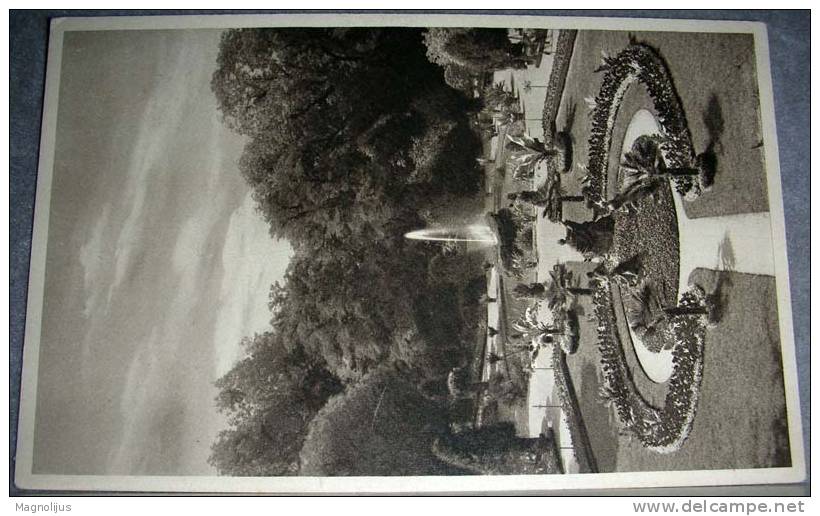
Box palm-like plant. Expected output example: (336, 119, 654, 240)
(545, 263, 594, 310)
(509, 297, 580, 356)
(522, 79, 548, 93)
(543, 180, 585, 223)
(622, 135, 701, 179)
(505, 133, 556, 179)
(509, 199, 536, 225)
(626, 279, 718, 352)
(511, 264, 592, 309)
(612, 135, 713, 212)
(483, 81, 519, 114)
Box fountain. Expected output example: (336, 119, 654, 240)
(404, 224, 498, 245)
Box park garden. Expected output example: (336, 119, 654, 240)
(208, 26, 791, 477)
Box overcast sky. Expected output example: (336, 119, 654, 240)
(32, 29, 293, 475)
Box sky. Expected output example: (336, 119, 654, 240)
(32, 29, 293, 475)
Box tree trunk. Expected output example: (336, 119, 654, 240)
(662, 167, 699, 177)
(567, 286, 594, 296)
(560, 195, 585, 203)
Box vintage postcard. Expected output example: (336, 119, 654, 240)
(14, 13, 805, 493)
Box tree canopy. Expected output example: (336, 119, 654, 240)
(208, 28, 488, 476)
(213, 28, 482, 246)
(208, 332, 342, 476)
(299, 369, 462, 476)
(423, 27, 525, 72)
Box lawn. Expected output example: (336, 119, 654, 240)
(556, 29, 769, 224)
(614, 270, 789, 471)
(535, 29, 789, 472)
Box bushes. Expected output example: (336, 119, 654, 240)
(432, 422, 559, 474)
(486, 209, 535, 278)
(423, 28, 526, 73)
(299, 370, 455, 476)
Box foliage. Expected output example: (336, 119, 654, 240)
(504, 133, 556, 180)
(213, 27, 484, 378)
(431, 422, 559, 474)
(623, 278, 675, 353)
(487, 370, 527, 405)
(214, 28, 481, 245)
(486, 209, 535, 278)
(442, 64, 476, 94)
(208, 332, 342, 476)
(210, 28, 488, 476)
(423, 27, 525, 72)
(482, 82, 519, 113)
(299, 369, 460, 476)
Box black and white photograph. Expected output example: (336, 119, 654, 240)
(12, 13, 807, 493)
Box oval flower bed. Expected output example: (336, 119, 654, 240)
(592, 278, 706, 452)
(584, 43, 701, 209)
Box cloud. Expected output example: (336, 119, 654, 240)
(211, 193, 294, 378)
(107, 327, 162, 472)
(103, 41, 215, 308)
(78, 203, 112, 318)
(57, 30, 294, 475)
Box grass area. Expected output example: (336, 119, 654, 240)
(557, 30, 768, 223)
(549, 30, 789, 472)
(576, 361, 619, 472)
(614, 271, 789, 471)
(551, 345, 598, 473)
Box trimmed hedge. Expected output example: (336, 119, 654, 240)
(541, 30, 578, 143)
(550, 342, 598, 472)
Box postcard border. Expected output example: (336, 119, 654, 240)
(14, 12, 806, 493)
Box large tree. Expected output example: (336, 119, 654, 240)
(210, 28, 488, 475)
(213, 27, 481, 245)
(209, 332, 342, 476)
(423, 27, 525, 72)
(299, 370, 461, 476)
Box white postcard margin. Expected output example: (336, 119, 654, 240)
(14, 12, 806, 493)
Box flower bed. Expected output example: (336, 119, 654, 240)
(541, 30, 578, 143)
(584, 43, 701, 208)
(592, 278, 706, 452)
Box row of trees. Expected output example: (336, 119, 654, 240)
(209, 28, 490, 476)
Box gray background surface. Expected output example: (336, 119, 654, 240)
(9, 9, 810, 495)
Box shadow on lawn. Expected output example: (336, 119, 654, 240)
(702, 93, 726, 150)
(562, 98, 578, 135)
(698, 93, 725, 185)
